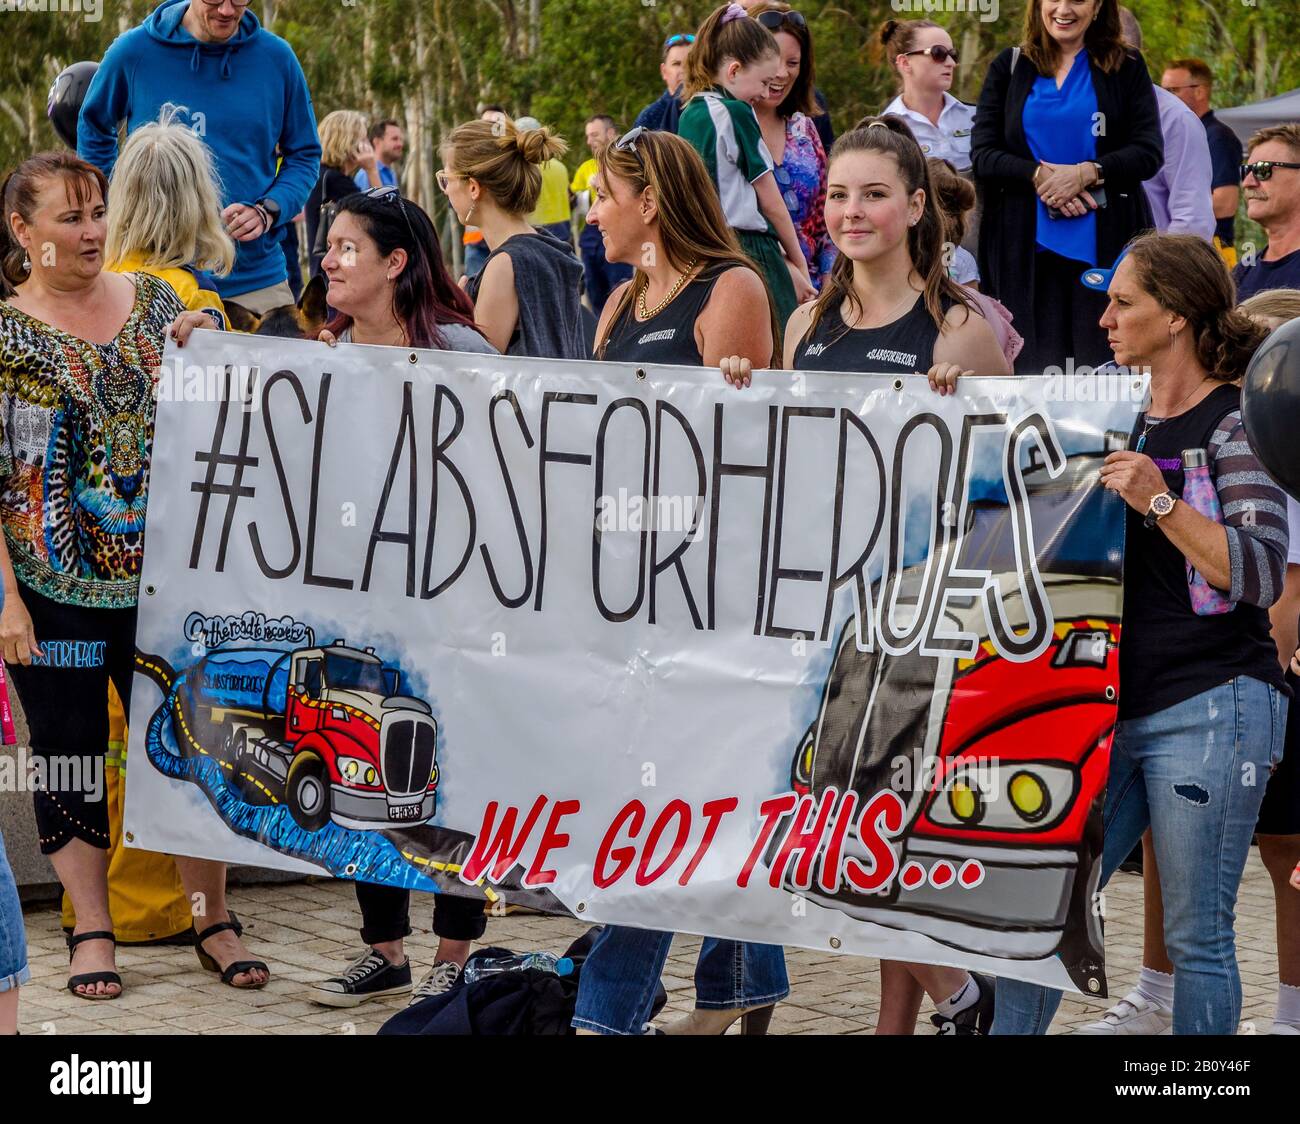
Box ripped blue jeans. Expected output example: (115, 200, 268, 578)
(994, 676, 1286, 1035)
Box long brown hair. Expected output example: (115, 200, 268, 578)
(683, 3, 779, 102)
(593, 129, 780, 363)
(1124, 232, 1268, 382)
(748, 3, 820, 118)
(1022, 0, 1128, 76)
(442, 118, 568, 217)
(1, 151, 108, 295)
(810, 115, 977, 339)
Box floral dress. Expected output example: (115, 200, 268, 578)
(774, 112, 837, 290)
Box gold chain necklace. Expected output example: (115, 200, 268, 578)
(638, 259, 699, 320)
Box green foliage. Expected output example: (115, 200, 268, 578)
(1, 0, 1296, 251)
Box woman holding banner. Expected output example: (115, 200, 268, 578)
(575, 126, 788, 1035)
(310, 188, 498, 1009)
(0, 152, 268, 998)
(725, 115, 1008, 1034)
(994, 233, 1289, 1035)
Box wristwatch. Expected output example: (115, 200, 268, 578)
(1090, 160, 1105, 186)
(256, 197, 281, 231)
(1144, 491, 1176, 529)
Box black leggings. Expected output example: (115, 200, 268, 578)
(5, 584, 138, 855)
(1022, 248, 1111, 373)
(355, 881, 487, 945)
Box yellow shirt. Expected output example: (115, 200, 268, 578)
(529, 158, 572, 226)
(571, 158, 599, 196)
(110, 255, 229, 329)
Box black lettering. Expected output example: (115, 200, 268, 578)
(592, 398, 652, 623)
(535, 391, 597, 611)
(765, 406, 834, 639)
(649, 401, 706, 629)
(820, 410, 886, 644)
(707, 403, 777, 632)
(248, 370, 309, 581)
(362, 382, 419, 596)
(422, 383, 478, 599)
(480, 390, 536, 609)
(304, 372, 354, 590)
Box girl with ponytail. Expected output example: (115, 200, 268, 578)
(439, 117, 585, 358)
(722, 115, 1008, 388)
(677, 3, 816, 330)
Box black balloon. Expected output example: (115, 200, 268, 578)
(47, 61, 98, 149)
(1242, 314, 1300, 502)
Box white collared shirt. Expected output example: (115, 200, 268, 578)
(882, 92, 977, 172)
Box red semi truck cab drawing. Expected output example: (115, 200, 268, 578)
(195, 639, 439, 832)
(784, 444, 1123, 994)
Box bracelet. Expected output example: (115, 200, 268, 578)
(1032, 164, 1044, 186)
(252, 203, 271, 234)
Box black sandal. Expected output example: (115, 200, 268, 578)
(66, 930, 122, 1000)
(195, 920, 270, 989)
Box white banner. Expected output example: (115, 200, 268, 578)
(125, 330, 1141, 993)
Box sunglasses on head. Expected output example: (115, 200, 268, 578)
(903, 44, 959, 64)
(663, 33, 695, 48)
(1241, 160, 1300, 182)
(756, 9, 807, 32)
(614, 126, 647, 169)
(364, 184, 417, 241)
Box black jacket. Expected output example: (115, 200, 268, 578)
(972, 47, 1163, 359)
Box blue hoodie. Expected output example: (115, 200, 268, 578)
(78, 0, 321, 299)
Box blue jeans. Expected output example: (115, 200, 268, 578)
(573, 926, 789, 1035)
(463, 240, 490, 278)
(579, 236, 633, 314)
(993, 676, 1286, 1035)
(0, 829, 29, 994)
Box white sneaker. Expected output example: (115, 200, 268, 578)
(408, 960, 463, 1006)
(1075, 991, 1173, 1035)
(1270, 1021, 1300, 1035)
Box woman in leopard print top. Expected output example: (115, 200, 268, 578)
(0, 152, 270, 1000)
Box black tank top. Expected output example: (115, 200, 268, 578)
(602, 264, 734, 366)
(794, 294, 948, 373)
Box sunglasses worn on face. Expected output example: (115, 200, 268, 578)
(1241, 161, 1300, 182)
(903, 44, 959, 64)
(757, 10, 807, 32)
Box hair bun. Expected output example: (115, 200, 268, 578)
(510, 123, 568, 166)
(880, 19, 899, 46)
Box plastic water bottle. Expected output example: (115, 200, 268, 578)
(1182, 448, 1235, 616)
(462, 951, 575, 984)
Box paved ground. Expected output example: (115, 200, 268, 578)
(15, 849, 1285, 1035)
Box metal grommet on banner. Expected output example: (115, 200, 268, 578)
(344, 863, 358, 876)
(1087, 977, 1102, 993)
(1105, 686, 1116, 701)
(144, 584, 156, 596)
(408, 352, 419, 365)
(635, 368, 647, 381)
(125, 831, 135, 844)
(576, 901, 587, 913)
(829, 936, 841, 949)
(893, 378, 904, 391)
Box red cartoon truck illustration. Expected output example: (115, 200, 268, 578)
(784, 441, 1124, 994)
(178, 640, 439, 832)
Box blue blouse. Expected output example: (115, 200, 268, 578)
(1023, 50, 1099, 265)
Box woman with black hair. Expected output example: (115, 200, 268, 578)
(308, 187, 497, 1010)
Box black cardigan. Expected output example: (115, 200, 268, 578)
(972, 47, 1163, 358)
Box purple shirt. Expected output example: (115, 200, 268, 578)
(1144, 86, 1216, 240)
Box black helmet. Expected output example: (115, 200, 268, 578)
(47, 61, 99, 149)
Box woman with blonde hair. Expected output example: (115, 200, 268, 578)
(439, 117, 584, 358)
(307, 110, 381, 275)
(105, 108, 234, 328)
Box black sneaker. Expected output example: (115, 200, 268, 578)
(311, 949, 412, 1008)
(408, 960, 462, 1006)
(930, 972, 995, 1035)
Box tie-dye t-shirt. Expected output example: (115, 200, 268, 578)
(0, 272, 184, 608)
